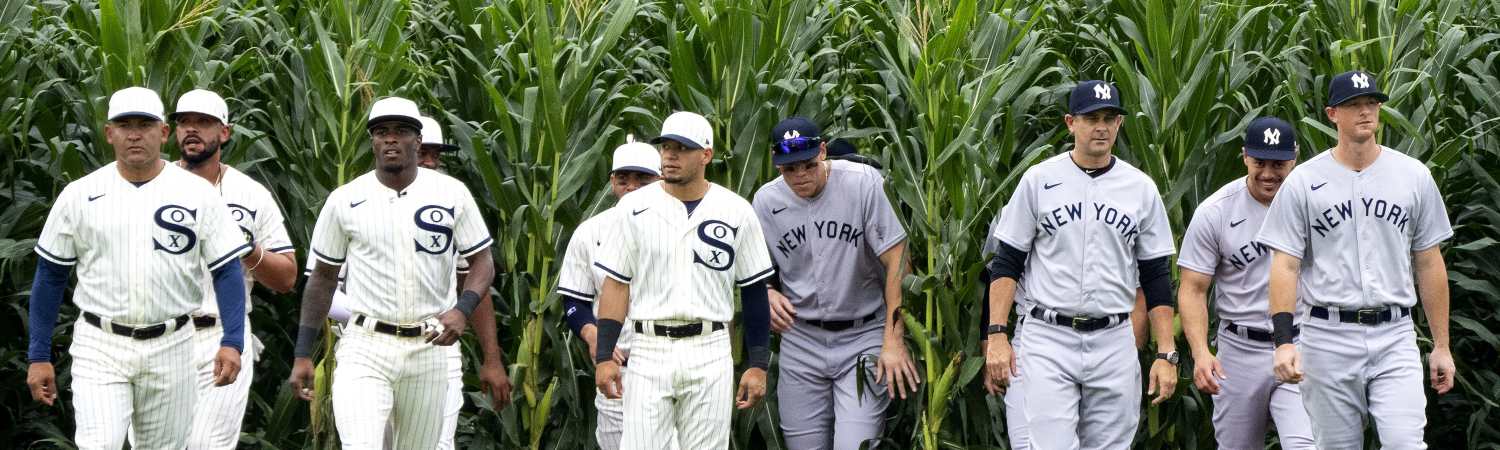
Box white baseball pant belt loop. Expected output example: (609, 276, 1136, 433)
(1307, 304, 1412, 325)
(631, 319, 726, 338)
(82, 311, 192, 339)
(350, 313, 437, 338)
(1026, 306, 1129, 333)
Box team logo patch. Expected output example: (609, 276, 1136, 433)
(413, 205, 456, 254)
(783, 130, 801, 140)
(1262, 127, 1281, 146)
(228, 203, 258, 244)
(1351, 72, 1370, 89)
(152, 205, 199, 254)
(1093, 83, 1111, 100)
(693, 220, 737, 271)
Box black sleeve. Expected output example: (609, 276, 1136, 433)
(986, 242, 1028, 282)
(1138, 256, 1174, 309)
(979, 270, 992, 337)
(739, 284, 771, 369)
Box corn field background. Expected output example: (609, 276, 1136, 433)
(1, 0, 1498, 448)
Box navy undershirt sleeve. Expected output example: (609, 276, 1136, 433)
(28, 259, 71, 363)
(212, 259, 247, 353)
(740, 284, 771, 369)
(1138, 256, 1174, 309)
(563, 297, 597, 336)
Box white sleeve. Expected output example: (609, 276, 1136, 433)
(594, 202, 638, 283)
(35, 186, 79, 266)
(200, 197, 253, 271)
(994, 174, 1039, 251)
(556, 219, 599, 301)
(734, 206, 776, 287)
(255, 187, 295, 254)
(453, 186, 493, 257)
(310, 197, 349, 266)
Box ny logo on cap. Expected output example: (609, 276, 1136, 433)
(1093, 83, 1112, 100)
(1351, 73, 1370, 89)
(1263, 128, 1281, 146)
(783, 130, 801, 140)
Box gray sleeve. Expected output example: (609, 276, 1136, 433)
(1176, 205, 1219, 276)
(1133, 184, 1176, 259)
(1411, 170, 1454, 251)
(862, 172, 907, 255)
(994, 174, 1039, 251)
(1256, 172, 1309, 259)
(981, 211, 1004, 256)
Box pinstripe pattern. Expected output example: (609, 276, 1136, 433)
(435, 345, 464, 450)
(557, 207, 636, 352)
(180, 323, 258, 449)
(620, 331, 733, 450)
(332, 326, 449, 450)
(36, 162, 248, 448)
(192, 165, 294, 316)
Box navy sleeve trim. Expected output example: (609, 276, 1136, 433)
(593, 262, 632, 283)
(312, 249, 346, 265)
(268, 245, 296, 253)
(35, 246, 77, 265)
(458, 236, 495, 257)
(557, 287, 596, 301)
(207, 242, 253, 271)
(736, 267, 776, 287)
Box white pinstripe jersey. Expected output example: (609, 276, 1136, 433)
(188, 164, 294, 315)
(1256, 147, 1453, 309)
(556, 206, 636, 350)
(35, 161, 251, 324)
(992, 153, 1175, 316)
(594, 182, 776, 322)
(310, 168, 492, 323)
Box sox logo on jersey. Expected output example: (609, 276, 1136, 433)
(693, 220, 736, 270)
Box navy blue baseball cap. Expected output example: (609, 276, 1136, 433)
(1069, 80, 1125, 115)
(1326, 70, 1388, 106)
(769, 117, 823, 165)
(826, 138, 856, 157)
(1243, 117, 1297, 160)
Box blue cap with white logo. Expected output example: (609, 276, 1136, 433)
(1326, 70, 1388, 107)
(1069, 80, 1125, 115)
(1243, 116, 1297, 161)
(769, 117, 823, 165)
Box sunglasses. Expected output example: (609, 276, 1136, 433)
(773, 136, 821, 154)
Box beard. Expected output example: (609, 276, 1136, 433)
(180, 138, 221, 167)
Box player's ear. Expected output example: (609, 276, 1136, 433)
(158, 122, 170, 138)
(1063, 114, 1075, 129)
(1324, 106, 1336, 122)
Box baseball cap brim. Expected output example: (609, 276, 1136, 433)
(1328, 91, 1388, 107)
(422, 143, 461, 153)
(367, 115, 423, 130)
(166, 110, 224, 123)
(1244, 147, 1296, 161)
(1071, 103, 1126, 116)
(611, 165, 660, 176)
(772, 147, 820, 166)
(109, 111, 164, 122)
(648, 134, 704, 149)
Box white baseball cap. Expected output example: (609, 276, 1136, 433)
(418, 116, 459, 151)
(169, 89, 229, 124)
(107, 86, 165, 122)
(366, 96, 423, 130)
(611, 134, 661, 176)
(649, 111, 713, 149)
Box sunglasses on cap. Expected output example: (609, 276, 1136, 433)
(773, 136, 822, 154)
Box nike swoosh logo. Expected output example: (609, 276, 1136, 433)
(1311, 182, 1327, 191)
(632, 208, 649, 216)
(1230, 219, 1246, 228)
(1044, 182, 1062, 190)
(87, 194, 106, 202)
(349, 199, 367, 208)
(772, 207, 787, 215)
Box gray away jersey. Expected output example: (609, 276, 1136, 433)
(752, 160, 907, 321)
(992, 153, 1175, 316)
(1256, 147, 1452, 310)
(1178, 177, 1288, 329)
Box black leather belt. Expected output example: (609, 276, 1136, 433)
(1311, 306, 1411, 325)
(354, 315, 425, 337)
(1224, 321, 1297, 343)
(83, 311, 189, 340)
(802, 311, 880, 332)
(193, 315, 218, 329)
(1029, 307, 1128, 332)
(634, 321, 725, 338)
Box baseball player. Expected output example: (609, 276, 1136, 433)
(556, 136, 672, 450)
(288, 97, 497, 450)
(26, 86, 250, 449)
(1258, 70, 1456, 449)
(983, 80, 1179, 450)
(1178, 117, 1314, 450)
(823, 137, 883, 169)
(751, 117, 919, 450)
(591, 111, 776, 450)
(164, 89, 299, 449)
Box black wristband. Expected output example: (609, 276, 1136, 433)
(455, 290, 482, 318)
(595, 319, 623, 363)
(1272, 312, 1295, 346)
(747, 346, 771, 370)
(294, 325, 322, 358)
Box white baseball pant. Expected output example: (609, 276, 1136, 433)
(332, 323, 449, 450)
(620, 324, 733, 450)
(182, 320, 261, 450)
(1211, 323, 1314, 450)
(71, 317, 196, 450)
(1299, 311, 1426, 450)
(1019, 318, 1140, 450)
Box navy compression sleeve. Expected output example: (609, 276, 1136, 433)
(740, 284, 771, 369)
(563, 296, 597, 336)
(212, 259, 247, 353)
(28, 260, 70, 362)
(1138, 256, 1174, 310)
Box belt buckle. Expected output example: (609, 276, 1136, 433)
(1356, 309, 1381, 325)
(1071, 316, 1088, 330)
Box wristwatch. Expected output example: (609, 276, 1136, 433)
(1156, 351, 1180, 365)
(985, 324, 1010, 337)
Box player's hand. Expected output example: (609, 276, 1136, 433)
(984, 334, 1018, 388)
(1191, 350, 1227, 395)
(290, 357, 317, 401)
(1273, 343, 1303, 384)
(596, 360, 623, 399)
(213, 347, 242, 386)
(1147, 358, 1178, 405)
(479, 360, 513, 409)
(736, 367, 768, 409)
(26, 362, 57, 406)
(581, 325, 626, 365)
(428, 309, 466, 346)
(1429, 346, 1456, 394)
(876, 334, 921, 400)
(979, 340, 1003, 395)
(768, 289, 797, 333)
